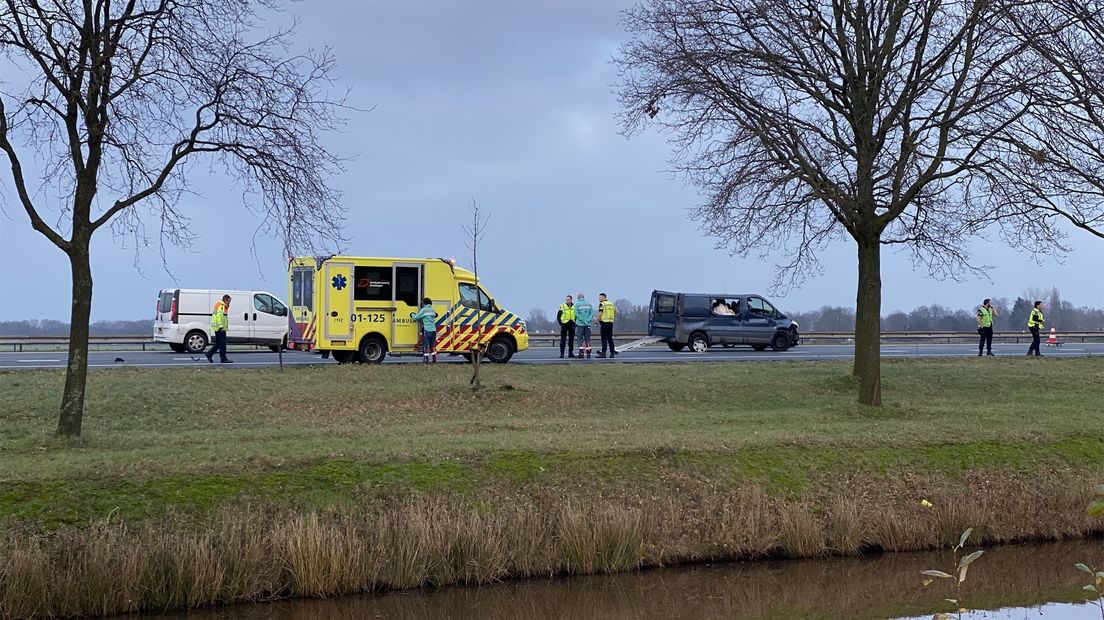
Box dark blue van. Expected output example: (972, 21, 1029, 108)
(648, 291, 800, 352)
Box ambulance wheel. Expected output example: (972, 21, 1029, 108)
(667, 342, 685, 352)
(688, 332, 710, 353)
(332, 350, 354, 364)
(184, 330, 208, 354)
(169, 343, 186, 353)
(357, 336, 387, 364)
(487, 337, 515, 364)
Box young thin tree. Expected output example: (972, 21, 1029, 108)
(616, 0, 1104, 405)
(462, 198, 489, 389)
(1, 0, 346, 436)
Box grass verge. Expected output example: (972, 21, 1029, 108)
(0, 357, 1102, 617)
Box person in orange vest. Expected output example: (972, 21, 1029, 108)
(1026, 300, 1045, 357)
(206, 294, 232, 363)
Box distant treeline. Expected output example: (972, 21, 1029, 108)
(0, 320, 150, 337)
(525, 288, 1104, 333)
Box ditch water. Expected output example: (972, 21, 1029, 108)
(150, 538, 1103, 619)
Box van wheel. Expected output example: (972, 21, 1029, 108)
(770, 331, 791, 352)
(357, 336, 387, 364)
(268, 337, 288, 353)
(667, 342, 686, 352)
(789, 327, 801, 347)
(688, 333, 709, 353)
(487, 337, 515, 363)
(184, 330, 208, 353)
(332, 350, 354, 364)
(169, 343, 186, 353)
(751, 344, 768, 351)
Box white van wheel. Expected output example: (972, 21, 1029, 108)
(184, 330, 208, 353)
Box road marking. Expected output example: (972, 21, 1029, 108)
(16, 359, 61, 363)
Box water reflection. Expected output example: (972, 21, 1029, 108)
(150, 539, 1103, 619)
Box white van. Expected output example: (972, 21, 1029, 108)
(153, 289, 290, 353)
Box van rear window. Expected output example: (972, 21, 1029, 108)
(158, 292, 173, 313)
(655, 294, 675, 314)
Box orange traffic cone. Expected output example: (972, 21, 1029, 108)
(1047, 327, 1058, 346)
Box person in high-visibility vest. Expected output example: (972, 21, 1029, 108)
(574, 292, 595, 359)
(557, 294, 576, 359)
(597, 293, 618, 358)
(1026, 300, 1045, 357)
(206, 294, 232, 363)
(975, 298, 996, 357)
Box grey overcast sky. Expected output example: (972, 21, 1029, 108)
(1, 0, 1102, 322)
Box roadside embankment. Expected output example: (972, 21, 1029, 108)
(1, 358, 1101, 618)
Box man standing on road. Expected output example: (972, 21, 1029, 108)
(976, 298, 996, 357)
(574, 292, 594, 359)
(597, 293, 618, 358)
(557, 295, 576, 359)
(1027, 300, 1045, 357)
(206, 294, 232, 364)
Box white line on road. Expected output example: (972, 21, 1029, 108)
(16, 359, 61, 363)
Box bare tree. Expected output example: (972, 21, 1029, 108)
(462, 197, 489, 389)
(616, 0, 1104, 405)
(1, 0, 346, 436)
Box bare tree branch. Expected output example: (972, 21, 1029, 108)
(0, 0, 350, 436)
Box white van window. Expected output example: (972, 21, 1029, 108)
(254, 294, 287, 316)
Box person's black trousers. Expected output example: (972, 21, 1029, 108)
(559, 322, 575, 356)
(600, 321, 615, 355)
(208, 330, 228, 361)
(977, 326, 993, 354)
(1027, 326, 1041, 356)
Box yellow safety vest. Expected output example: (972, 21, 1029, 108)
(1028, 308, 1045, 328)
(976, 306, 994, 328)
(559, 303, 575, 324)
(211, 300, 229, 332)
(599, 300, 616, 322)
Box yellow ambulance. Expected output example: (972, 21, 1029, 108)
(287, 256, 528, 363)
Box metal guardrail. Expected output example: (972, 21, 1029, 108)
(526, 331, 1104, 346)
(2, 331, 1101, 352)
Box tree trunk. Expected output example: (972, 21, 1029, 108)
(853, 236, 882, 406)
(57, 243, 92, 437)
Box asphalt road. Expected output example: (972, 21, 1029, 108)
(1, 342, 1100, 370)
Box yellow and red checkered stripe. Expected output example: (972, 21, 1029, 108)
(434, 303, 525, 351)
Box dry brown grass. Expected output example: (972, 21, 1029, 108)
(2, 473, 1102, 619)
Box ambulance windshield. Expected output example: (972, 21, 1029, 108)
(458, 282, 494, 312)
